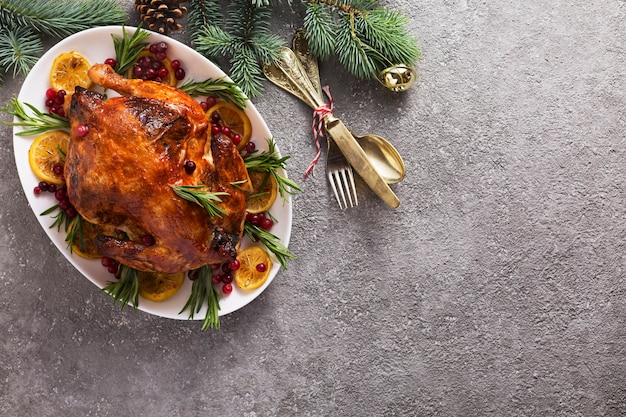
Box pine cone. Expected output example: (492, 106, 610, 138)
(135, 0, 188, 34)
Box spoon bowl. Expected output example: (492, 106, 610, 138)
(354, 133, 406, 184)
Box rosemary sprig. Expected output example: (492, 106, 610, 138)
(244, 221, 295, 269)
(179, 265, 221, 330)
(64, 214, 84, 254)
(1, 96, 69, 135)
(179, 78, 248, 109)
(170, 184, 230, 218)
(40, 204, 72, 232)
(103, 264, 140, 312)
(111, 25, 150, 75)
(244, 138, 301, 201)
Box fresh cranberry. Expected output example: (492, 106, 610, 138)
(55, 188, 66, 201)
(211, 124, 222, 135)
(205, 96, 217, 108)
(171, 59, 181, 70)
(107, 264, 118, 274)
(232, 133, 241, 146)
(221, 126, 231, 137)
(210, 112, 221, 124)
(228, 259, 240, 271)
(104, 58, 116, 67)
(175, 68, 185, 80)
(184, 160, 196, 174)
(222, 283, 233, 294)
(221, 263, 231, 274)
(75, 124, 89, 137)
(38, 181, 49, 191)
(65, 207, 77, 218)
(155, 51, 167, 61)
(199, 101, 209, 111)
(33, 186, 42, 195)
(212, 273, 223, 285)
(45, 88, 57, 100)
(245, 142, 256, 153)
(156, 42, 168, 53)
(248, 213, 261, 225)
(256, 263, 268, 273)
(47, 183, 57, 193)
(260, 218, 274, 230)
(58, 199, 70, 210)
(221, 274, 233, 284)
(52, 163, 64, 176)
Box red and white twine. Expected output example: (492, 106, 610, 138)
(304, 85, 334, 178)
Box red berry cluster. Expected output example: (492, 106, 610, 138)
(101, 256, 120, 276)
(206, 107, 254, 154)
(34, 182, 77, 218)
(45, 88, 66, 117)
(246, 211, 274, 231)
(128, 42, 185, 83)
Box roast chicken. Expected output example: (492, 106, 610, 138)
(64, 64, 251, 273)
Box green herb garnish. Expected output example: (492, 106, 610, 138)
(179, 78, 248, 110)
(103, 265, 140, 312)
(244, 221, 294, 269)
(170, 184, 230, 218)
(1, 96, 69, 135)
(111, 25, 151, 75)
(244, 138, 301, 201)
(180, 265, 221, 330)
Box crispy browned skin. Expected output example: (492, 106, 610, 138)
(65, 64, 251, 273)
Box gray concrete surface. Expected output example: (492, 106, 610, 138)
(1, 1, 625, 416)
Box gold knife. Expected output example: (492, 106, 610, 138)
(324, 115, 400, 208)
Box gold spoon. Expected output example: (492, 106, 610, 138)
(263, 32, 407, 184)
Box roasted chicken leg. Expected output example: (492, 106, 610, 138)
(65, 64, 251, 273)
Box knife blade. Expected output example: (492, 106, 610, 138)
(324, 115, 400, 208)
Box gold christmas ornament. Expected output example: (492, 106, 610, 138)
(135, 0, 188, 34)
(378, 65, 417, 92)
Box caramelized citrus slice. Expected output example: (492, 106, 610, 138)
(137, 270, 185, 302)
(245, 171, 277, 214)
(206, 101, 252, 150)
(28, 130, 69, 185)
(50, 51, 93, 92)
(233, 246, 273, 290)
(69, 219, 120, 259)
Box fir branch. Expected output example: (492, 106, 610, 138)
(170, 184, 230, 218)
(179, 265, 221, 330)
(244, 222, 294, 269)
(0, 0, 127, 39)
(192, 0, 284, 98)
(303, 0, 421, 79)
(244, 138, 301, 201)
(0, 26, 42, 77)
(111, 26, 151, 75)
(1, 96, 69, 135)
(103, 265, 140, 312)
(179, 77, 248, 109)
(303, 2, 335, 60)
(187, 0, 222, 45)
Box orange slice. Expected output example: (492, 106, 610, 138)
(127, 49, 177, 87)
(245, 171, 277, 214)
(206, 101, 252, 150)
(69, 219, 120, 259)
(50, 51, 93, 92)
(28, 130, 69, 185)
(233, 246, 273, 290)
(137, 270, 185, 302)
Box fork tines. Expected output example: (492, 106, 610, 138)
(328, 168, 358, 209)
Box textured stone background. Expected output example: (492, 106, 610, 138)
(1, 1, 625, 416)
